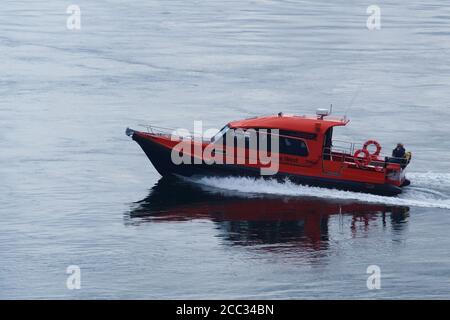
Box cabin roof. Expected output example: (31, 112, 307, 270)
(228, 114, 349, 135)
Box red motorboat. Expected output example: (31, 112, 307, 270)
(126, 109, 411, 196)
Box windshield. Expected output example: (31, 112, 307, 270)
(211, 125, 230, 142)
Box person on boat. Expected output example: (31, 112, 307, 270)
(391, 143, 409, 167)
(392, 143, 406, 159)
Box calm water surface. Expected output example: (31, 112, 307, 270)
(1, 0, 450, 299)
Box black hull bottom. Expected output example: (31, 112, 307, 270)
(133, 133, 403, 197)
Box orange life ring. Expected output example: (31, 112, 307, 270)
(354, 149, 371, 168)
(363, 140, 382, 157)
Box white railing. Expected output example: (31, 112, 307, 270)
(138, 124, 207, 141)
(325, 139, 407, 168)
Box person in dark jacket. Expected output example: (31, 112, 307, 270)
(392, 143, 406, 158)
(390, 143, 407, 166)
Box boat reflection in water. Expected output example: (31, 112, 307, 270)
(127, 177, 410, 250)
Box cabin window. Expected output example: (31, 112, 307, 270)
(279, 130, 317, 140)
(232, 129, 252, 150)
(230, 128, 272, 151)
(279, 137, 309, 157)
(212, 127, 309, 157)
(213, 127, 257, 152)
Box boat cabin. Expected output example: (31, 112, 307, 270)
(212, 110, 406, 186)
(228, 112, 348, 163)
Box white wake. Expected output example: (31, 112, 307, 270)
(185, 172, 450, 210)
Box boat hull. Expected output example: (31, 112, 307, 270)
(132, 131, 403, 196)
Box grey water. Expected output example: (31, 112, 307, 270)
(1, 0, 450, 299)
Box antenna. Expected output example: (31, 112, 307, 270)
(344, 85, 362, 121)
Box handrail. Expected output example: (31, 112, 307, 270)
(138, 124, 205, 140)
(138, 124, 314, 143)
(330, 139, 399, 160)
(138, 124, 177, 134)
